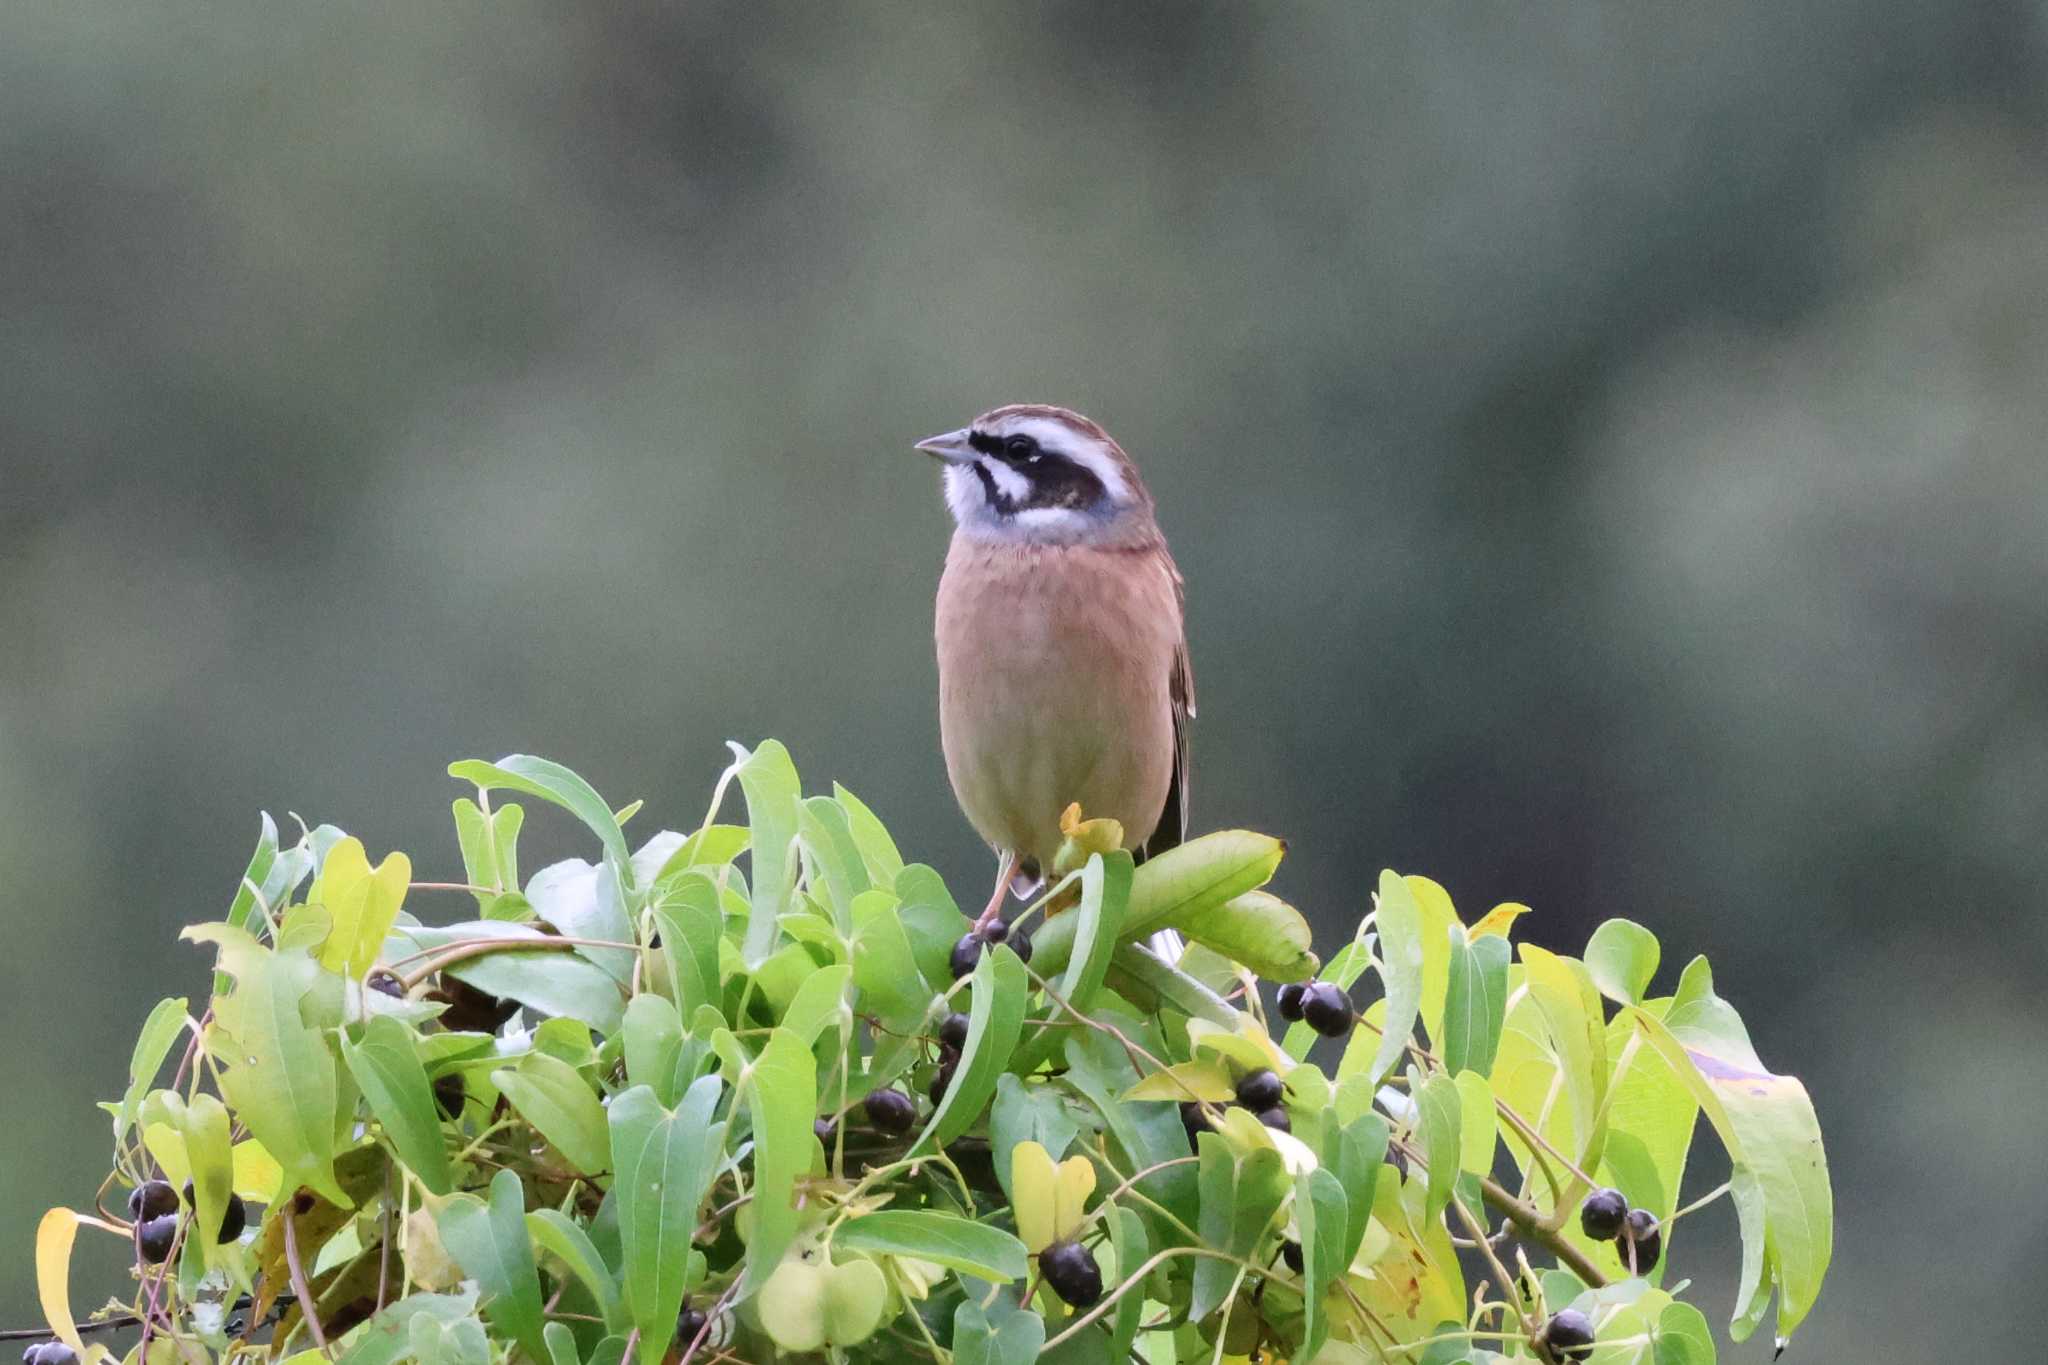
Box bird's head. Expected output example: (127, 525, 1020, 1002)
(916, 405, 1156, 546)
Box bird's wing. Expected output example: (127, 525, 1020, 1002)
(1141, 554, 1194, 863)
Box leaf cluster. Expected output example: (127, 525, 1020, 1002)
(32, 744, 1832, 1365)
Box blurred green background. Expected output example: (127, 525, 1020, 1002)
(4, 1, 2043, 1357)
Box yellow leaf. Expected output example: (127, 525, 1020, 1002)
(1051, 1155, 1096, 1242)
(1453, 1071, 1497, 1174)
(309, 838, 412, 979)
(1471, 903, 1531, 940)
(232, 1140, 285, 1203)
(1123, 1058, 1236, 1103)
(1011, 1141, 1058, 1253)
(36, 1210, 110, 1365)
(1054, 804, 1126, 877)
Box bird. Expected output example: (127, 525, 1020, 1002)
(915, 404, 1194, 944)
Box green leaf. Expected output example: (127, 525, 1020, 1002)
(1369, 870, 1425, 1082)
(734, 1027, 816, 1294)
(389, 922, 626, 1034)
(178, 1092, 234, 1270)
(732, 740, 801, 968)
(542, 1322, 580, 1365)
(849, 889, 929, 1023)
(1190, 1133, 1290, 1321)
(894, 864, 969, 986)
(1414, 1070, 1461, 1221)
(951, 1301, 1045, 1365)
(834, 1211, 1027, 1282)
(621, 993, 692, 1107)
(1058, 852, 1131, 1012)
(1629, 960, 1832, 1342)
(330, 1290, 479, 1365)
(526, 1207, 626, 1333)
(493, 1052, 609, 1176)
(184, 920, 347, 1205)
(1442, 931, 1510, 1076)
(913, 945, 1028, 1153)
(1105, 942, 1236, 1026)
(1520, 943, 1611, 1174)
(1324, 1112, 1387, 1276)
(217, 814, 280, 998)
(1060, 1023, 1199, 1233)
(113, 997, 188, 1143)
(454, 798, 524, 911)
(435, 1167, 546, 1362)
(990, 1076, 1081, 1201)
(798, 795, 870, 924)
(525, 858, 635, 989)
(777, 963, 852, 1048)
(647, 875, 723, 1021)
(1653, 1301, 1717, 1365)
(449, 755, 631, 887)
(1296, 1166, 1350, 1361)
(1106, 1206, 1150, 1364)
(1157, 888, 1318, 982)
(831, 783, 905, 883)
(1121, 830, 1284, 940)
(1587, 919, 1662, 1006)
(341, 1016, 453, 1194)
(610, 1078, 726, 1365)
(1406, 875, 1461, 1052)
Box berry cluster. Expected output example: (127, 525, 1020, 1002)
(948, 917, 1031, 980)
(126, 1178, 247, 1266)
(1579, 1187, 1662, 1273)
(1274, 980, 1356, 1037)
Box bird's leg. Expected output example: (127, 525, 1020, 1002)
(973, 849, 1019, 935)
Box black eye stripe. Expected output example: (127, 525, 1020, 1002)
(966, 429, 1003, 457)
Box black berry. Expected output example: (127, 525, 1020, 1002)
(1255, 1106, 1291, 1133)
(1235, 1069, 1284, 1111)
(181, 1183, 245, 1243)
(1179, 1100, 1212, 1144)
(365, 970, 405, 998)
(432, 1073, 466, 1120)
(949, 933, 984, 979)
(128, 1180, 177, 1222)
(929, 1057, 957, 1106)
(1039, 1240, 1103, 1308)
(436, 976, 519, 1032)
(27, 1345, 78, 1365)
(1275, 982, 1307, 1022)
(1579, 1188, 1627, 1241)
(980, 919, 1009, 944)
(675, 1305, 707, 1344)
(1386, 1146, 1409, 1181)
(1007, 928, 1032, 963)
(863, 1087, 916, 1135)
(1300, 982, 1356, 1037)
(813, 1117, 837, 1145)
(1542, 1308, 1596, 1362)
(136, 1214, 179, 1265)
(1614, 1208, 1661, 1273)
(938, 1012, 971, 1051)
(1280, 1240, 1304, 1274)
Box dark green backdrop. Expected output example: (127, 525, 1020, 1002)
(4, 3, 2043, 1357)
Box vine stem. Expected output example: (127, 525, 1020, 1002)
(1038, 1247, 1285, 1352)
(283, 1204, 333, 1359)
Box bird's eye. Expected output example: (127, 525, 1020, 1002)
(1005, 435, 1036, 461)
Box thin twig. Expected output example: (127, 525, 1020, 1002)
(283, 1204, 332, 1358)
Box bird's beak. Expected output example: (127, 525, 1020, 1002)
(914, 428, 977, 465)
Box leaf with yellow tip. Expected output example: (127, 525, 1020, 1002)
(1054, 803, 1126, 878)
(1123, 1057, 1235, 1103)
(307, 837, 412, 979)
(1051, 1153, 1096, 1242)
(1470, 902, 1530, 940)
(1011, 1140, 1059, 1253)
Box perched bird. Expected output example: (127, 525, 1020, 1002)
(915, 404, 1194, 939)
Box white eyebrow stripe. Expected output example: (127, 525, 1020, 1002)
(999, 416, 1131, 504)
